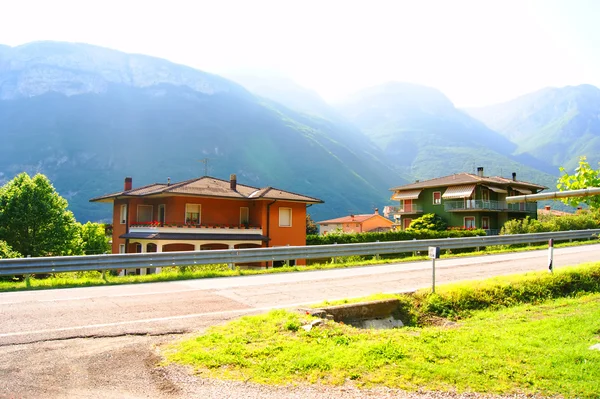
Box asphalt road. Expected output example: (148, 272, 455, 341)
(1, 244, 598, 347)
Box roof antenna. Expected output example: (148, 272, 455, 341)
(198, 158, 210, 176)
(167, 177, 171, 186)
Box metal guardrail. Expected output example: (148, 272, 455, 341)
(0, 229, 598, 276)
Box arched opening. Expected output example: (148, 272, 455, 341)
(146, 243, 157, 253)
(162, 243, 195, 252)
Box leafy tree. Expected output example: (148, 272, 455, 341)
(78, 221, 111, 255)
(557, 156, 600, 209)
(407, 213, 447, 231)
(0, 240, 21, 259)
(0, 173, 80, 257)
(306, 213, 319, 235)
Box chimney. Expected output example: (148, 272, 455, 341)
(477, 167, 484, 177)
(230, 174, 237, 191)
(512, 172, 517, 181)
(374, 208, 379, 215)
(124, 177, 132, 191)
(545, 205, 551, 211)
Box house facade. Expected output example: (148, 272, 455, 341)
(90, 174, 322, 269)
(317, 209, 394, 235)
(388, 168, 546, 235)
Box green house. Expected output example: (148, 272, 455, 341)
(388, 168, 547, 235)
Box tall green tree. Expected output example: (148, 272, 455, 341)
(0, 173, 80, 257)
(306, 213, 319, 235)
(78, 222, 111, 255)
(557, 156, 600, 209)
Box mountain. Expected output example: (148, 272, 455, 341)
(0, 42, 405, 222)
(466, 84, 600, 171)
(333, 82, 558, 187)
(225, 73, 341, 121)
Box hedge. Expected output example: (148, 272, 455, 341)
(306, 228, 487, 245)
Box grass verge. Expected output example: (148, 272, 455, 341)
(163, 263, 600, 398)
(0, 238, 598, 292)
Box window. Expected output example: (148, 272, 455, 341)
(482, 217, 490, 230)
(464, 216, 476, 229)
(403, 218, 412, 230)
(119, 244, 125, 254)
(482, 189, 490, 201)
(137, 205, 153, 223)
(120, 205, 127, 224)
(279, 207, 292, 227)
(158, 204, 166, 225)
(240, 207, 249, 225)
(185, 204, 201, 224)
(433, 191, 441, 205)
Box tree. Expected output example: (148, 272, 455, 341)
(557, 156, 600, 209)
(78, 222, 111, 255)
(306, 213, 319, 235)
(0, 173, 80, 257)
(0, 240, 21, 259)
(406, 213, 447, 231)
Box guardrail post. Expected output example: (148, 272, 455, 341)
(375, 240, 380, 261)
(333, 242, 337, 264)
(25, 274, 31, 288)
(548, 239, 554, 273)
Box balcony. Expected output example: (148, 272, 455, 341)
(386, 204, 424, 216)
(129, 222, 263, 236)
(444, 200, 537, 213)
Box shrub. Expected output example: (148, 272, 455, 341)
(0, 240, 21, 259)
(413, 264, 600, 321)
(406, 213, 447, 231)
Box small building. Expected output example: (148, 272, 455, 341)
(90, 174, 323, 269)
(538, 205, 571, 218)
(317, 209, 394, 235)
(389, 168, 546, 235)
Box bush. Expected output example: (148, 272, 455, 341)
(307, 228, 486, 245)
(406, 213, 447, 231)
(413, 264, 600, 321)
(0, 240, 21, 259)
(501, 211, 600, 235)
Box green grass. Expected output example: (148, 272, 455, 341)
(163, 264, 600, 397)
(0, 238, 598, 292)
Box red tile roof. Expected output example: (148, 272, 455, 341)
(317, 214, 390, 224)
(90, 176, 323, 204)
(390, 172, 546, 192)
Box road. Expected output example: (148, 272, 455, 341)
(0, 245, 598, 398)
(1, 244, 597, 346)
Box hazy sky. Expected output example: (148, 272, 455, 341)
(2, 0, 599, 106)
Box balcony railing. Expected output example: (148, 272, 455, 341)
(444, 200, 537, 213)
(129, 221, 263, 235)
(386, 204, 424, 215)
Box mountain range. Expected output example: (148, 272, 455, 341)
(1, 41, 596, 222)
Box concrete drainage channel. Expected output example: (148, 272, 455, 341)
(300, 299, 405, 330)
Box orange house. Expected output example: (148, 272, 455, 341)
(90, 174, 323, 268)
(317, 209, 394, 235)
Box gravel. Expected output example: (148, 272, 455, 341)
(0, 334, 555, 399)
